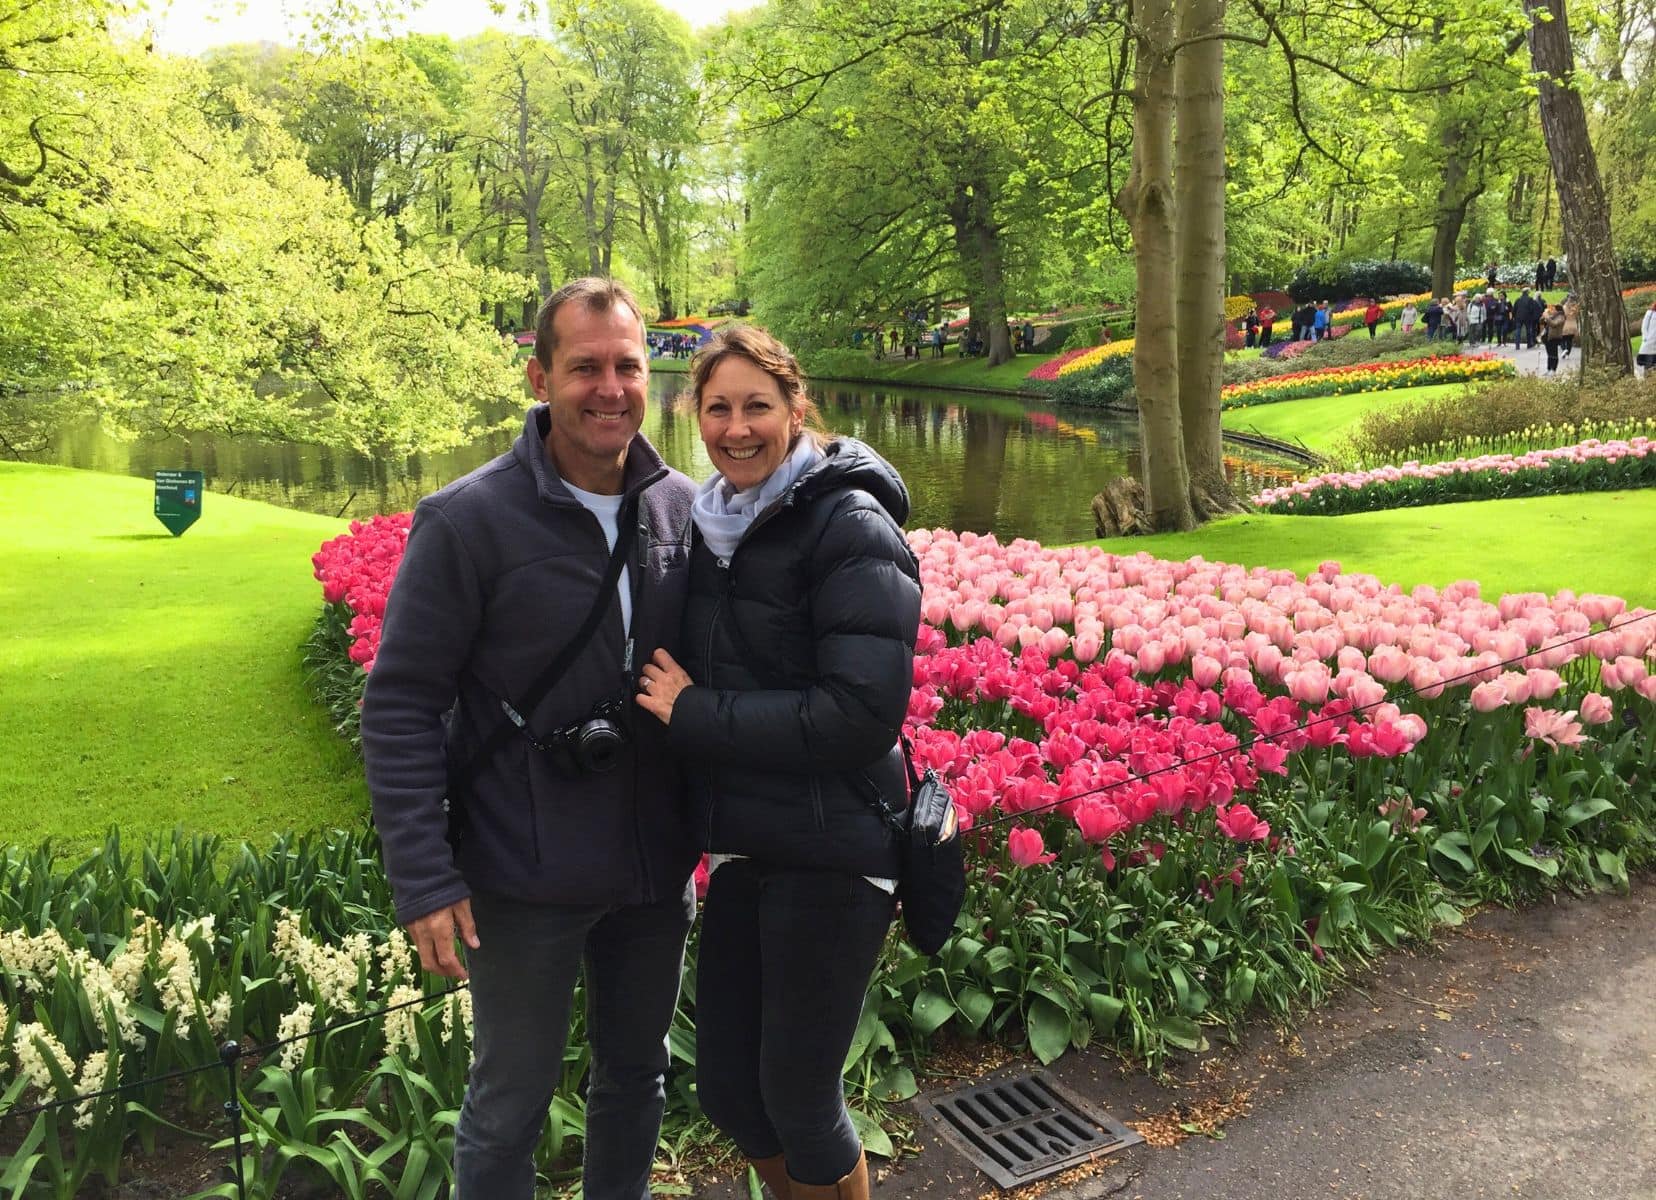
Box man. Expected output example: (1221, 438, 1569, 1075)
(361, 277, 698, 1200)
(1514, 288, 1538, 349)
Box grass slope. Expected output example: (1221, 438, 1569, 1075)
(1221, 383, 1473, 455)
(1097, 490, 1656, 605)
(0, 463, 369, 849)
(803, 349, 1061, 392)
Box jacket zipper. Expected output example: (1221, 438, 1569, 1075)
(702, 587, 724, 847)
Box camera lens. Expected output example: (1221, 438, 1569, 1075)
(575, 719, 626, 774)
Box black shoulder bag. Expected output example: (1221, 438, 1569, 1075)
(447, 503, 638, 808)
(720, 576, 965, 954)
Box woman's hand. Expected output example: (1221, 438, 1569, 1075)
(636, 647, 693, 725)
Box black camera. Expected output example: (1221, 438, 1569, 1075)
(546, 698, 630, 776)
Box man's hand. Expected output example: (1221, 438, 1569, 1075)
(406, 899, 480, 980)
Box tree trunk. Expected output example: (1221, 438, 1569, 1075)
(1525, 0, 1634, 374)
(1174, 0, 1239, 520)
(946, 179, 1013, 368)
(972, 187, 1013, 367)
(1430, 120, 1476, 296)
(1114, 0, 1195, 533)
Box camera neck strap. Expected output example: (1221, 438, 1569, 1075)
(451, 498, 639, 792)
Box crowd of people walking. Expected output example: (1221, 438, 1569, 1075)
(1234, 256, 1583, 376)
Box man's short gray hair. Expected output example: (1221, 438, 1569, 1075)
(533, 278, 646, 367)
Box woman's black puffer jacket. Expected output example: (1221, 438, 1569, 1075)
(667, 437, 922, 879)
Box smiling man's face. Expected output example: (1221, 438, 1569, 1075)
(527, 301, 648, 494)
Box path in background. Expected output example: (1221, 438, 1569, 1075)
(1476, 336, 1582, 378)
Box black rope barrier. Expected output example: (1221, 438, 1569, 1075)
(957, 608, 1656, 831)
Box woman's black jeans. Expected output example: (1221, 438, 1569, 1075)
(696, 860, 895, 1186)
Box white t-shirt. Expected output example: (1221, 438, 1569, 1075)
(563, 483, 633, 637)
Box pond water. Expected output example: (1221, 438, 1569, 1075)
(38, 377, 1292, 545)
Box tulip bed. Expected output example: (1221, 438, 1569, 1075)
(311, 520, 1656, 1071)
(4, 527, 1654, 1196)
(1253, 438, 1656, 515)
(1222, 353, 1513, 410)
(1260, 323, 1354, 359)
(1050, 337, 1136, 378)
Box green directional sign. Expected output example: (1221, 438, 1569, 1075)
(154, 470, 205, 537)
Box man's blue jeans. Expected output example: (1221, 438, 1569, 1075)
(454, 883, 695, 1200)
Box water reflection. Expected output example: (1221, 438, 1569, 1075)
(37, 378, 1276, 545)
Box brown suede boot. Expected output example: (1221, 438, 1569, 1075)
(788, 1150, 869, 1200)
(749, 1154, 793, 1199)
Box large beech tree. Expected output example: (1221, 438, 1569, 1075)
(1525, 0, 1634, 375)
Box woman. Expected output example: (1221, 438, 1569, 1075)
(635, 325, 921, 1200)
(1561, 296, 1580, 359)
(1363, 298, 1383, 339)
(1540, 302, 1566, 374)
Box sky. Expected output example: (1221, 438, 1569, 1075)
(142, 0, 754, 56)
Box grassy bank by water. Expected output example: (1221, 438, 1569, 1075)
(1220, 382, 1473, 456)
(800, 348, 1064, 392)
(0, 463, 369, 849)
(1097, 490, 1656, 605)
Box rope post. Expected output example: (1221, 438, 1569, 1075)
(219, 1040, 248, 1200)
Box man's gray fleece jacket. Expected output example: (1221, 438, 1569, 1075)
(361, 405, 699, 926)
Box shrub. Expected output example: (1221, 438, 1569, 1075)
(1041, 356, 1135, 408)
(1623, 285, 1656, 325)
(1036, 319, 1086, 354)
(1620, 249, 1656, 284)
(1288, 259, 1432, 302)
(1340, 373, 1656, 464)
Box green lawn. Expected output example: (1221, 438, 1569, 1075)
(802, 348, 1062, 392)
(1221, 382, 1473, 455)
(0, 463, 369, 850)
(1097, 490, 1656, 605)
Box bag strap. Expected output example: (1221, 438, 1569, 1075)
(451, 500, 638, 792)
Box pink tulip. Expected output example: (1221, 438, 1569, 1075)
(1191, 654, 1223, 689)
(1524, 668, 1563, 701)
(1285, 663, 1331, 705)
(1072, 631, 1102, 664)
(1215, 804, 1270, 842)
(1579, 692, 1614, 725)
(1039, 627, 1071, 659)
(1469, 681, 1508, 712)
(1007, 827, 1056, 867)
(1523, 706, 1586, 750)
(1137, 641, 1166, 675)
(1074, 801, 1131, 843)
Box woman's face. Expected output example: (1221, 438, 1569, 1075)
(698, 354, 802, 491)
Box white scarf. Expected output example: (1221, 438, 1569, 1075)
(692, 437, 824, 562)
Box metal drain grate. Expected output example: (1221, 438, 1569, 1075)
(917, 1071, 1143, 1189)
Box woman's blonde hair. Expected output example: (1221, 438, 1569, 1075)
(688, 324, 829, 446)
